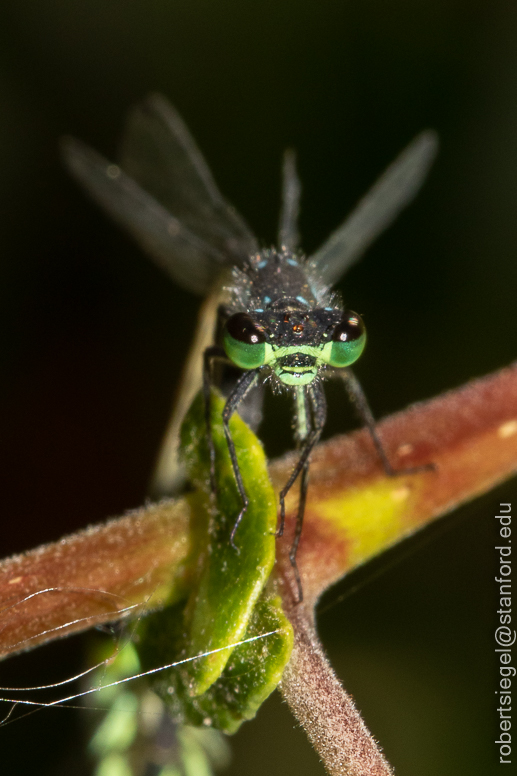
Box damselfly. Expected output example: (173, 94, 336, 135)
(62, 95, 437, 599)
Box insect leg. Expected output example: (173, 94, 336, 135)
(221, 370, 260, 549)
(203, 345, 230, 494)
(277, 386, 310, 538)
(290, 458, 310, 602)
(280, 383, 327, 601)
(341, 368, 434, 475)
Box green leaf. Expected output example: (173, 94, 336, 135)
(179, 390, 279, 695)
(140, 590, 292, 734)
(136, 389, 293, 733)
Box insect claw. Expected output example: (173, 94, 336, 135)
(229, 502, 248, 550)
(276, 506, 285, 537)
(289, 553, 304, 603)
(277, 490, 288, 536)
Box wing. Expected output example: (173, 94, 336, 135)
(119, 94, 258, 265)
(277, 149, 301, 252)
(61, 95, 258, 296)
(307, 131, 439, 287)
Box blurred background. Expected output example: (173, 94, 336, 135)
(0, 1, 515, 774)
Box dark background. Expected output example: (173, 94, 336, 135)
(0, 2, 516, 774)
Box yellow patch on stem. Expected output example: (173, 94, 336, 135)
(316, 478, 418, 568)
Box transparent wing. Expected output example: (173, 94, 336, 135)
(63, 138, 236, 296)
(307, 131, 439, 286)
(119, 94, 258, 266)
(61, 95, 259, 296)
(277, 149, 301, 252)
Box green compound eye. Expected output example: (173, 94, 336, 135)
(223, 312, 267, 369)
(329, 311, 366, 367)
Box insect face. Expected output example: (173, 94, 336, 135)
(223, 300, 366, 386)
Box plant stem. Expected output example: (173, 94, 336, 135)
(279, 599, 393, 776)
